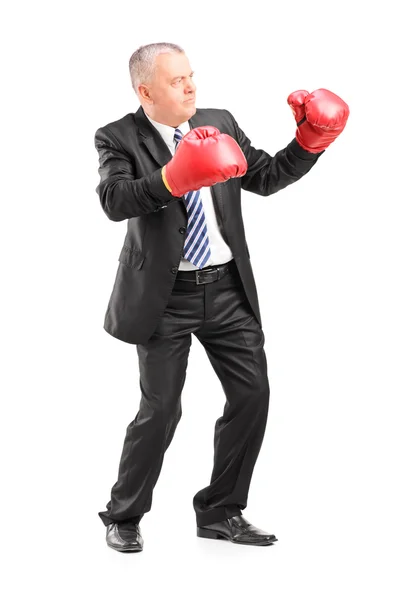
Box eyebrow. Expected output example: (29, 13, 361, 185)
(171, 72, 194, 81)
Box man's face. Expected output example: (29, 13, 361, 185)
(139, 52, 197, 127)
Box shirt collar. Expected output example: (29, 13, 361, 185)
(143, 110, 191, 150)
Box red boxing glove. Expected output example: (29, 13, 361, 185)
(162, 126, 247, 197)
(287, 88, 350, 153)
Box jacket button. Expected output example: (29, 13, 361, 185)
(179, 227, 186, 234)
(171, 266, 178, 274)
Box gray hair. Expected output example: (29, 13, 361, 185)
(129, 42, 185, 96)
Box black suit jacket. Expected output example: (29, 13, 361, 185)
(94, 105, 324, 344)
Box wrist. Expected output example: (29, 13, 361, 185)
(290, 137, 325, 158)
(161, 165, 173, 193)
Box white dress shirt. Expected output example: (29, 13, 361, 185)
(144, 110, 233, 271)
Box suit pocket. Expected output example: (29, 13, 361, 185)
(118, 245, 145, 269)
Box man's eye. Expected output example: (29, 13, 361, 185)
(173, 75, 194, 84)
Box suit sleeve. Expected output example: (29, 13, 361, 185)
(94, 126, 180, 221)
(225, 109, 325, 196)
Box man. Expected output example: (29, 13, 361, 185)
(94, 42, 349, 552)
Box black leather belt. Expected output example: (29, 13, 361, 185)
(175, 259, 236, 285)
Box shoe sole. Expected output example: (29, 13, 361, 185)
(197, 526, 277, 545)
(107, 542, 143, 552)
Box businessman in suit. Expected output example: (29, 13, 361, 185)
(94, 42, 349, 552)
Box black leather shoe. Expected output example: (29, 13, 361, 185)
(106, 521, 143, 552)
(197, 515, 277, 546)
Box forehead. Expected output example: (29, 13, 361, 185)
(156, 52, 192, 78)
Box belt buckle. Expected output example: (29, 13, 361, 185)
(195, 267, 220, 285)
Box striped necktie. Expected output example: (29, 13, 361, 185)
(174, 127, 211, 268)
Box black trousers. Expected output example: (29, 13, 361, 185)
(98, 258, 270, 528)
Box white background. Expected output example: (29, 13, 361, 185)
(2, 0, 399, 598)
